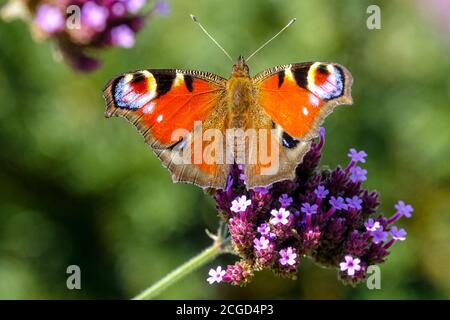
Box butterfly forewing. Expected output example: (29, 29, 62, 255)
(103, 69, 232, 188)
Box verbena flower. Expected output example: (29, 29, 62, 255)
(301, 203, 318, 215)
(270, 208, 290, 225)
(339, 255, 361, 276)
(35, 4, 65, 33)
(257, 223, 269, 234)
(346, 196, 362, 210)
(371, 227, 388, 244)
(390, 226, 407, 241)
(314, 185, 329, 200)
(279, 194, 293, 207)
(207, 266, 225, 284)
(230, 195, 252, 213)
(1, 0, 169, 72)
(253, 236, 269, 251)
(209, 127, 413, 286)
(329, 196, 348, 211)
(279, 247, 297, 267)
(349, 166, 367, 182)
(394, 200, 414, 218)
(364, 218, 381, 232)
(348, 148, 367, 163)
(110, 24, 135, 48)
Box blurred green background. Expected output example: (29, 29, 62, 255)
(0, 0, 449, 299)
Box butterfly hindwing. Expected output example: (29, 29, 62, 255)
(103, 69, 232, 188)
(241, 116, 313, 188)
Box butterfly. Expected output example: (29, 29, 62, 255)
(103, 55, 353, 189)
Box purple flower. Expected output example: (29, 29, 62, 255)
(212, 128, 413, 286)
(257, 223, 270, 236)
(270, 208, 290, 225)
(391, 226, 407, 241)
(34, 4, 65, 34)
(348, 148, 367, 163)
(395, 201, 414, 218)
(349, 166, 368, 183)
(329, 196, 348, 210)
(346, 196, 362, 210)
(364, 218, 381, 232)
(339, 255, 361, 276)
(111, 2, 127, 17)
(17, 0, 166, 72)
(230, 195, 251, 213)
(110, 24, 136, 48)
(371, 227, 389, 244)
(318, 127, 325, 140)
(225, 176, 233, 193)
(82, 1, 109, 31)
(253, 236, 270, 251)
(301, 203, 318, 215)
(126, 0, 146, 13)
(153, 0, 171, 15)
(257, 223, 276, 240)
(253, 186, 269, 195)
(207, 266, 225, 284)
(314, 185, 329, 199)
(237, 165, 246, 183)
(279, 247, 297, 266)
(279, 194, 293, 207)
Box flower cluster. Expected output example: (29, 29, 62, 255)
(1, 0, 169, 71)
(209, 128, 412, 286)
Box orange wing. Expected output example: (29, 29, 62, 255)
(242, 62, 353, 187)
(103, 69, 231, 188)
(254, 62, 353, 141)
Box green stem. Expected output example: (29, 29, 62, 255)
(132, 236, 228, 300)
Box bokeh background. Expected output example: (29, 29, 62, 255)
(0, 0, 449, 299)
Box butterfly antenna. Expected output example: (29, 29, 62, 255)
(246, 18, 296, 62)
(190, 14, 233, 62)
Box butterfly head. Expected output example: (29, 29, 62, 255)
(231, 55, 250, 77)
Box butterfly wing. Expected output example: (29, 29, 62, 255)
(103, 69, 231, 188)
(245, 62, 353, 187)
(254, 62, 353, 139)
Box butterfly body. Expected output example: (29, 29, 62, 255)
(225, 56, 253, 127)
(103, 57, 353, 189)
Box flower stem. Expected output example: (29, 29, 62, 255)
(132, 224, 230, 300)
(387, 212, 401, 224)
